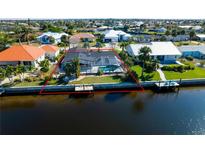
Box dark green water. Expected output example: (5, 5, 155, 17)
(0, 87, 205, 135)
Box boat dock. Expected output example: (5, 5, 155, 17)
(75, 85, 94, 92)
(155, 80, 180, 91)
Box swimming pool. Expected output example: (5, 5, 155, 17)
(99, 65, 119, 72)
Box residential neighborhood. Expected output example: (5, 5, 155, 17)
(0, 19, 205, 88)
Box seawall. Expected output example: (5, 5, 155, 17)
(1, 78, 205, 96)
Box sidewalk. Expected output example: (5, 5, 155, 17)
(157, 69, 167, 81)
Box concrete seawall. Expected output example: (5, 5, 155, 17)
(1, 78, 205, 96)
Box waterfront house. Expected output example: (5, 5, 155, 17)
(196, 34, 205, 41)
(0, 45, 45, 67)
(37, 32, 68, 44)
(103, 30, 131, 43)
(126, 42, 182, 64)
(62, 48, 123, 74)
(178, 45, 205, 59)
(40, 45, 60, 60)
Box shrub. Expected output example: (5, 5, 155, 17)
(25, 77, 33, 82)
(40, 67, 49, 73)
(185, 56, 194, 61)
(161, 64, 195, 72)
(14, 79, 21, 83)
(97, 69, 103, 76)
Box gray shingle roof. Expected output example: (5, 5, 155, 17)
(63, 50, 120, 66)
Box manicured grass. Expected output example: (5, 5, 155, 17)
(131, 65, 161, 81)
(163, 67, 205, 80)
(70, 76, 123, 84)
(13, 79, 58, 87)
(13, 81, 41, 87)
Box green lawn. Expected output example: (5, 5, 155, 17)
(13, 81, 42, 87)
(163, 67, 205, 80)
(13, 79, 58, 87)
(70, 76, 123, 84)
(131, 65, 161, 81)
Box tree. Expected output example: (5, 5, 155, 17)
(189, 30, 196, 40)
(39, 59, 50, 73)
(64, 58, 80, 78)
(171, 29, 177, 37)
(16, 65, 27, 81)
(165, 30, 171, 36)
(48, 36, 55, 44)
(0, 67, 6, 81)
(5, 65, 15, 83)
(83, 41, 90, 49)
(73, 58, 80, 78)
(138, 46, 152, 77)
(0, 32, 13, 51)
(119, 42, 129, 52)
(14, 23, 23, 44)
(64, 63, 74, 77)
(61, 35, 70, 48)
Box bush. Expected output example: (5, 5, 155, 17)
(40, 67, 49, 73)
(14, 79, 21, 83)
(97, 69, 103, 76)
(185, 56, 194, 61)
(161, 64, 195, 72)
(25, 77, 33, 82)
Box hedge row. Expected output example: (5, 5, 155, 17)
(161, 64, 195, 72)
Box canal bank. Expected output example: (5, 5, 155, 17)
(0, 78, 205, 96)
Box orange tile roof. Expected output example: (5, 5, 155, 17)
(0, 45, 45, 61)
(40, 45, 59, 53)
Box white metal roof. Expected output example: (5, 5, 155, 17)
(37, 32, 68, 39)
(127, 42, 182, 56)
(196, 34, 205, 38)
(103, 30, 130, 38)
(178, 45, 205, 54)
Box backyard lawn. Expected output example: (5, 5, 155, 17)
(70, 76, 124, 84)
(13, 81, 42, 87)
(163, 67, 205, 80)
(131, 65, 161, 81)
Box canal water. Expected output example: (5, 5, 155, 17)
(0, 87, 205, 135)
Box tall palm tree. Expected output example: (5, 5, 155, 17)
(14, 23, 22, 44)
(138, 46, 152, 77)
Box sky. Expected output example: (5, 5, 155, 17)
(0, 0, 205, 19)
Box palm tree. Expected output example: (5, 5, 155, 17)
(14, 23, 22, 44)
(138, 46, 152, 77)
(0, 67, 6, 82)
(16, 65, 27, 81)
(61, 35, 70, 49)
(119, 42, 129, 52)
(5, 65, 15, 83)
(83, 41, 90, 49)
(189, 30, 196, 41)
(39, 59, 50, 73)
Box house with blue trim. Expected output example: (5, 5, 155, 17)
(37, 32, 68, 44)
(178, 45, 205, 59)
